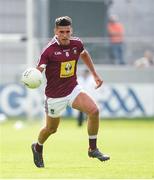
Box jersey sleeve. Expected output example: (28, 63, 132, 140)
(37, 49, 49, 69)
(79, 39, 84, 53)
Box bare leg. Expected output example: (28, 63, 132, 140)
(31, 114, 60, 167)
(72, 92, 99, 136)
(38, 113, 60, 144)
(72, 92, 110, 161)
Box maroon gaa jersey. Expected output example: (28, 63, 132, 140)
(37, 36, 84, 98)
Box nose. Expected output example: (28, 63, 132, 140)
(63, 33, 68, 38)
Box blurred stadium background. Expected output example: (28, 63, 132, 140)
(0, 0, 154, 119)
(0, 0, 154, 179)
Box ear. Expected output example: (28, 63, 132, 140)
(71, 27, 73, 35)
(54, 28, 57, 35)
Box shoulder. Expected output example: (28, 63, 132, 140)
(71, 36, 83, 44)
(70, 36, 84, 48)
(41, 37, 57, 55)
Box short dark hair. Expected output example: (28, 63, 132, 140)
(55, 16, 72, 27)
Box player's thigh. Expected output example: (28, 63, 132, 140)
(72, 92, 98, 114)
(45, 113, 60, 130)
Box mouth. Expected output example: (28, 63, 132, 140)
(59, 39, 70, 45)
(62, 39, 70, 44)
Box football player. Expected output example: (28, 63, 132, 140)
(31, 16, 110, 168)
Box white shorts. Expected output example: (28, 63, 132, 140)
(45, 85, 84, 118)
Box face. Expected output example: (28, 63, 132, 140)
(54, 26, 72, 46)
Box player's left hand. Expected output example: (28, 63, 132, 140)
(94, 74, 103, 89)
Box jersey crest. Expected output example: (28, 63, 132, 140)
(60, 60, 75, 78)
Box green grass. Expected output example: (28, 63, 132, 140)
(0, 118, 154, 179)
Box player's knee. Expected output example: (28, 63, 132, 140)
(90, 106, 99, 116)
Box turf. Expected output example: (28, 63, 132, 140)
(0, 118, 154, 179)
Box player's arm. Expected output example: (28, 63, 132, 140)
(80, 49, 103, 89)
(36, 66, 44, 73)
(36, 51, 49, 73)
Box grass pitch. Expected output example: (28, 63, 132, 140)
(0, 117, 154, 179)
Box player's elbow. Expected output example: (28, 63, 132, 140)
(80, 49, 89, 59)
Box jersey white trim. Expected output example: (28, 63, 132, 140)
(70, 36, 82, 42)
(39, 64, 47, 69)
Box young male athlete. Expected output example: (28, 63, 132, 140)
(31, 16, 110, 168)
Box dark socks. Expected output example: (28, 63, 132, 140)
(35, 143, 43, 153)
(89, 138, 97, 150)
